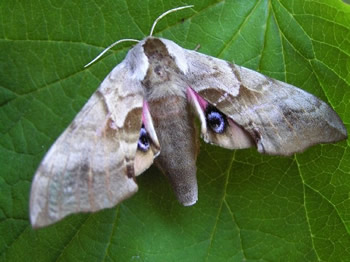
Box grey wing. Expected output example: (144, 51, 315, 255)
(30, 63, 156, 228)
(185, 49, 347, 155)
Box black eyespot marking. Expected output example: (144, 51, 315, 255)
(138, 125, 150, 152)
(205, 106, 227, 134)
(154, 65, 162, 76)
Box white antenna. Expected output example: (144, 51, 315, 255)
(149, 5, 194, 36)
(85, 5, 193, 67)
(84, 39, 140, 67)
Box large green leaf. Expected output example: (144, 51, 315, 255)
(1, 0, 349, 261)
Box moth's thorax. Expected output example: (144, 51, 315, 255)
(141, 37, 187, 100)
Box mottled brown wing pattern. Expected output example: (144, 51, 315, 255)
(185, 50, 347, 155)
(30, 64, 146, 228)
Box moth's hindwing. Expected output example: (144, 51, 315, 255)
(135, 100, 160, 176)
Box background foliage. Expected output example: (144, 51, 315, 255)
(0, 0, 349, 261)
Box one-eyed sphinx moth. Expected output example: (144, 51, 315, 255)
(30, 6, 347, 228)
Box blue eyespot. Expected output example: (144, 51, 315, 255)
(206, 106, 227, 134)
(138, 125, 150, 152)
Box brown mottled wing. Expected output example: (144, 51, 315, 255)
(185, 50, 347, 155)
(30, 63, 146, 228)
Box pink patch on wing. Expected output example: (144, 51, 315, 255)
(187, 87, 208, 109)
(142, 100, 149, 124)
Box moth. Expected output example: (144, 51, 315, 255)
(30, 6, 347, 228)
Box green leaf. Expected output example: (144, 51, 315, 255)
(0, 0, 349, 261)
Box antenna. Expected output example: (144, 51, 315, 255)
(84, 5, 193, 67)
(84, 39, 140, 67)
(149, 5, 193, 36)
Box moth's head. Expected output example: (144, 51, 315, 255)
(121, 36, 188, 84)
(136, 37, 188, 99)
(142, 37, 188, 74)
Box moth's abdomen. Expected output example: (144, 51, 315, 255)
(148, 95, 199, 206)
